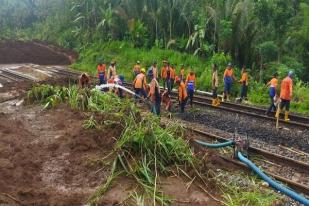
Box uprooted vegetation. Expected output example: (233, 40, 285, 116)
(25, 84, 280, 206)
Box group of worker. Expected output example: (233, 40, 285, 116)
(266, 71, 294, 121)
(78, 59, 294, 120)
(131, 60, 199, 114)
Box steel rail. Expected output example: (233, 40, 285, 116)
(190, 128, 309, 195)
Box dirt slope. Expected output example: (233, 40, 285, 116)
(0, 40, 76, 65)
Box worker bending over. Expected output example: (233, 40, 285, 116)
(185, 70, 196, 107)
(266, 72, 278, 115)
(276, 71, 294, 121)
(97, 62, 106, 85)
(238, 66, 249, 102)
(211, 64, 220, 106)
(79, 73, 90, 89)
(222, 63, 236, 102)
(147, 70, 161, 115)
(133, 68, 147, 100)
(176, 76, 188, 113)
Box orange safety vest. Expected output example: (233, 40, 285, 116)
(178, 82, 188, 101)
(240, 72, 248, 86)
(170, 67, 176, 79)
(280, 77, 293, 100)
(224, 68, 233, 77)
(161, 66, 167, 79)
(185, 74, 196, 88)
(97, 64, 106, 77)
(268, 78, 278, 88)
(134, 73, 147, 89)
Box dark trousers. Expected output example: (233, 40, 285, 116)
(162, 78, 166, 90)
(151, 98, 161, 116)
(187, 89, 194, 106)
(212, 87, 218, 98)
(180, 97, 188, 113)
(280, 99, 290, 111)
(99, 73, 105, 85)
(134, 88, 147, 100)
(240, 85, 248, 99)
(167, 78, 172, 94)
(267, 96, 276, 113)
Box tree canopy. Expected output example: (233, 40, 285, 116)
(0, 0, 308, 81)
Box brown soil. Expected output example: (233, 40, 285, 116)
(0, 40, 77, 65)
(0, 101, 222, 206)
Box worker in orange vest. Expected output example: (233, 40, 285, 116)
(211, 64, 220, 106)
(133, 68, 147, 100)
(133, 60, 141, 79)
(266, 72, 278, 114)
(176, 76, 188, 113)
(185, 70, 196, 107)
(222, 63, 236, 102)
(170, 63, 176, 92)
(79, 73, 90, 89)
(238, 66, 249, 102)
(179, 64, 185, 82)
(97, 62, 106, 85)
(276, 71, 294, 121)
(161, 60, 168, 90)
(147, 69, 161, 115)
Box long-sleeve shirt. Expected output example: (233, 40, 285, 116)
(178, 82, 188, 101)
(107, 65, 117, 79)
(212, 70, 218, 88)
(149, 78, 160, 101)
(280, 76, 293, 100)
(133, 73, 147, 89)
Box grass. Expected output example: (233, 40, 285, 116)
(212, 169, 280, 206)
(72, 41, 309, 114)
(27, 84, 282, 206)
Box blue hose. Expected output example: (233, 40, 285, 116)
(237, 152, 309, 206)
(194, 139, 234, 148)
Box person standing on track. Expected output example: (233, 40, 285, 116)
(133, 60, 141, 79)
(185, 70, 196, 108)
(238, 66, 249, 102)
(170, 63, 176, 92)
(179, 64, 186, 82)
(133, 68, 147, 100)
(211, 64, 220, 106)
(97, 62, 106, 85)
(266, 72, 278, 115)
(147, 69, 161, 115)
(176, 76, 188, 113)
(107, 60, 117, 80)
(222, 63, 236, 102)
(161, 60, 168, 90)
(276, 71, 294, 121)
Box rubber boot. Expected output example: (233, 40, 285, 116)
(275, 108, 280, 118)
(215, 98, 221, 106)
(212, 99, 216, 106)
(284, 111, 290, 121)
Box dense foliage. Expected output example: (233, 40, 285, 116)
(1, 0, 309, 81)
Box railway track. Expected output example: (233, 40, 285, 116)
(188, 94, 309, 129)
(189, 127, 309, 196)
(1, 66, 307, 200)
